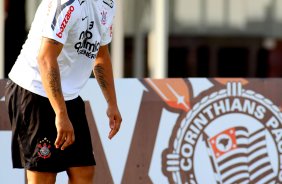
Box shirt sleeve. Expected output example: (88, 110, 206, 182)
(42, 0, 80, 44)
(100, 4, 116, 46)
(100, 23, 114, 46)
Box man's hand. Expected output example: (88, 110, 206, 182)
(107, 105, 122, 139)
(54, 113, 75, 150)
(38, 37, 75, 149)
(93, 45, 121, 139)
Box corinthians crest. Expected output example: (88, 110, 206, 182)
(37, 137, 52, 159)
(155, 80, 282, 184)
(101, 11, 107, 25)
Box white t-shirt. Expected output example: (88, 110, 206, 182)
(9, 0, 115, 100)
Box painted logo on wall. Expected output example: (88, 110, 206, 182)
(148, 80, 282, 184)
(2, 79, 282, 184)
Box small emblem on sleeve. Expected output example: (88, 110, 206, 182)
(37, 137, 52, 159)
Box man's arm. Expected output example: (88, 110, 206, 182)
(37, 37, 75, 150)
(93, 45, 122, 139)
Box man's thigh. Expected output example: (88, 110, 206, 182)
(26, 170, 57, 184)
(67, 166, 95, 184)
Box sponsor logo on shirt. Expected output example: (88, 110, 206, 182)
(51, 0, 76, 30)
(74, 27, 100, 59)
(103, 0, 114, 8)
(82, 16, 88, 21)
(56, 5, 75, 38)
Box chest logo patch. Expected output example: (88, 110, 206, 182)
(101, 11, 108, 25)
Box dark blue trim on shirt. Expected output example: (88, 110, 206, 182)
(51, 0, 76, 30)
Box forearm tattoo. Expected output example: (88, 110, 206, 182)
(48, 67, 62, 97)
(94, 64, 108, 90)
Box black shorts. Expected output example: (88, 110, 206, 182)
(4, 80, 96, 173)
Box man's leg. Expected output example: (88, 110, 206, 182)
(67, 166, 95, 184)
(26, 170, 57, 184)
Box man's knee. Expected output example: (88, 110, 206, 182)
(27, 170, 56, 184)
(67, 166, 95, 184)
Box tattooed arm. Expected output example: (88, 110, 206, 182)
(93, 45, 122, 139)
(37, 37, 75, 150)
